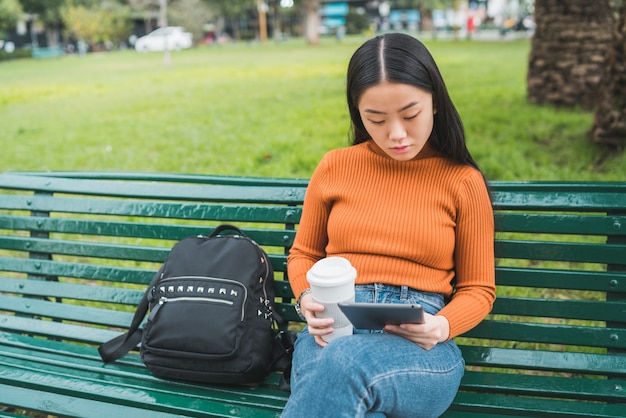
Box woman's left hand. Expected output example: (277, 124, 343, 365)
(383, 313, 450, 350)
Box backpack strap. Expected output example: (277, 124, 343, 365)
(209, 224, 244, 237)
(270, 311, 296, 392)
(98, 266, 164, 363)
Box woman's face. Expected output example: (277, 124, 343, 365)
(357, 82, 435, 161)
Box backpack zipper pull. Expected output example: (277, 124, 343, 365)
(148, 297, 166, 321)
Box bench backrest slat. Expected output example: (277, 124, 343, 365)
(492, 297, 626, 322)
(465, 321, 625, 349)
(0, 174, 308, 203)
(0, 277, 143, 304)
(496, 267, 625, 292)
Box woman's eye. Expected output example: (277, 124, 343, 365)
(404, 114, 418, 121)
(369, 119, 385, 125)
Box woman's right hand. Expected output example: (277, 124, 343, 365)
(299, 292, 335, 347)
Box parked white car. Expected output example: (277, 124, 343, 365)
(134, 27, 193, 52)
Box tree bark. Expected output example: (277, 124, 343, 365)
(303, 0, 319, 45)
(591, 6, 626, 149)
(527, 0, 614, 109)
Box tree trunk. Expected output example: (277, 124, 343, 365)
(591, 6, 626, 149)
(303, 0, 319, 45)
(527, 0, 614, 109)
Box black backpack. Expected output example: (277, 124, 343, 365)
(99, 224, 292, 385)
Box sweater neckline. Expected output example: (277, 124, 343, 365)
(364, 140, 439, 161)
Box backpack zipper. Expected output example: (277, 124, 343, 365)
(149, 296, 239, 321)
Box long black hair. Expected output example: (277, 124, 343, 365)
(346, 33, 480, 170)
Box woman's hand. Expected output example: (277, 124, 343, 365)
(299, 292, 335, 347)
(384, 313, 450, 350)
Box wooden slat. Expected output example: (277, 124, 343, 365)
(0, 295, 134, 328)
(495, 267, 626, 292)
(0, 195, 302, 223)
(495, 240, 625, 264)
(491, 297, 626, 323)
(494, 213, 626, 236)
(491, 182, 626, 211)
(0, 174, 307, 204)
(460, 371, 626, 402)
(0, 235, 168, 262)
(12, 170, 311, 187)
(0, 254, 288, 282)
(464, 321, 626, 349)
(0, 314, 121, 344)
(0, 215, 299, 242)
(0, 337, 288, 417)
(0, 256, 154, 284)
(449, 390, 626, 417)
(0, 277, 143, 305)
(460, 346, 626, 376)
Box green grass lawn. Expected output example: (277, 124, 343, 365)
(1, 35, 624, 181)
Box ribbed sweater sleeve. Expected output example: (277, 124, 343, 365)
(287, 141, 495, 338)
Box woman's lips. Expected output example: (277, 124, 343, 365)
(391, 145, 411, 153)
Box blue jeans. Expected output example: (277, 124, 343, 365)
(282, 284, 464, 418)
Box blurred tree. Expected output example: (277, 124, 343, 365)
(202, 0, 256, 40)
(20, 0, 66, 45)
(20, 0, 66, 21)
(591, 4, 626, 150)
(527, 0, 614, 109)
(61, 1, 132, 48)
(301, 0, 318, 44)
(169, 0, 214, 43)
(345, 7, 368, 35)
(0, 0, 23, 35)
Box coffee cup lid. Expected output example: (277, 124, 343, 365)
(307, 257, 356, 287)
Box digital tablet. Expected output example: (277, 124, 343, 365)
(338, 302, 424, 330)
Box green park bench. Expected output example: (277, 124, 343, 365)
(31, 46, 64, 59)
(0, 171, 624, 417)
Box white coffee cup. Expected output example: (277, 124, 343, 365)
(306, 257, 356, 342)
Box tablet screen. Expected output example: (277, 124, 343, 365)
(338, 302, 424, 330)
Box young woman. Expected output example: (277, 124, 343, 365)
(283, 33, 496, 418)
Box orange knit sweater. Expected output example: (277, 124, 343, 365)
(287, 140, 496, 338)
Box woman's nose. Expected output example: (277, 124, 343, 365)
(388, 120, 407, 141)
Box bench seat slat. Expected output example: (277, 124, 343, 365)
(0, 340, 288, 417)
(460, 370, 626, 402)
(0, 377, 285, 418)
(449, 391, 626, 418)
(460, 346, 626, 376)
(0, 384, 183, 418)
